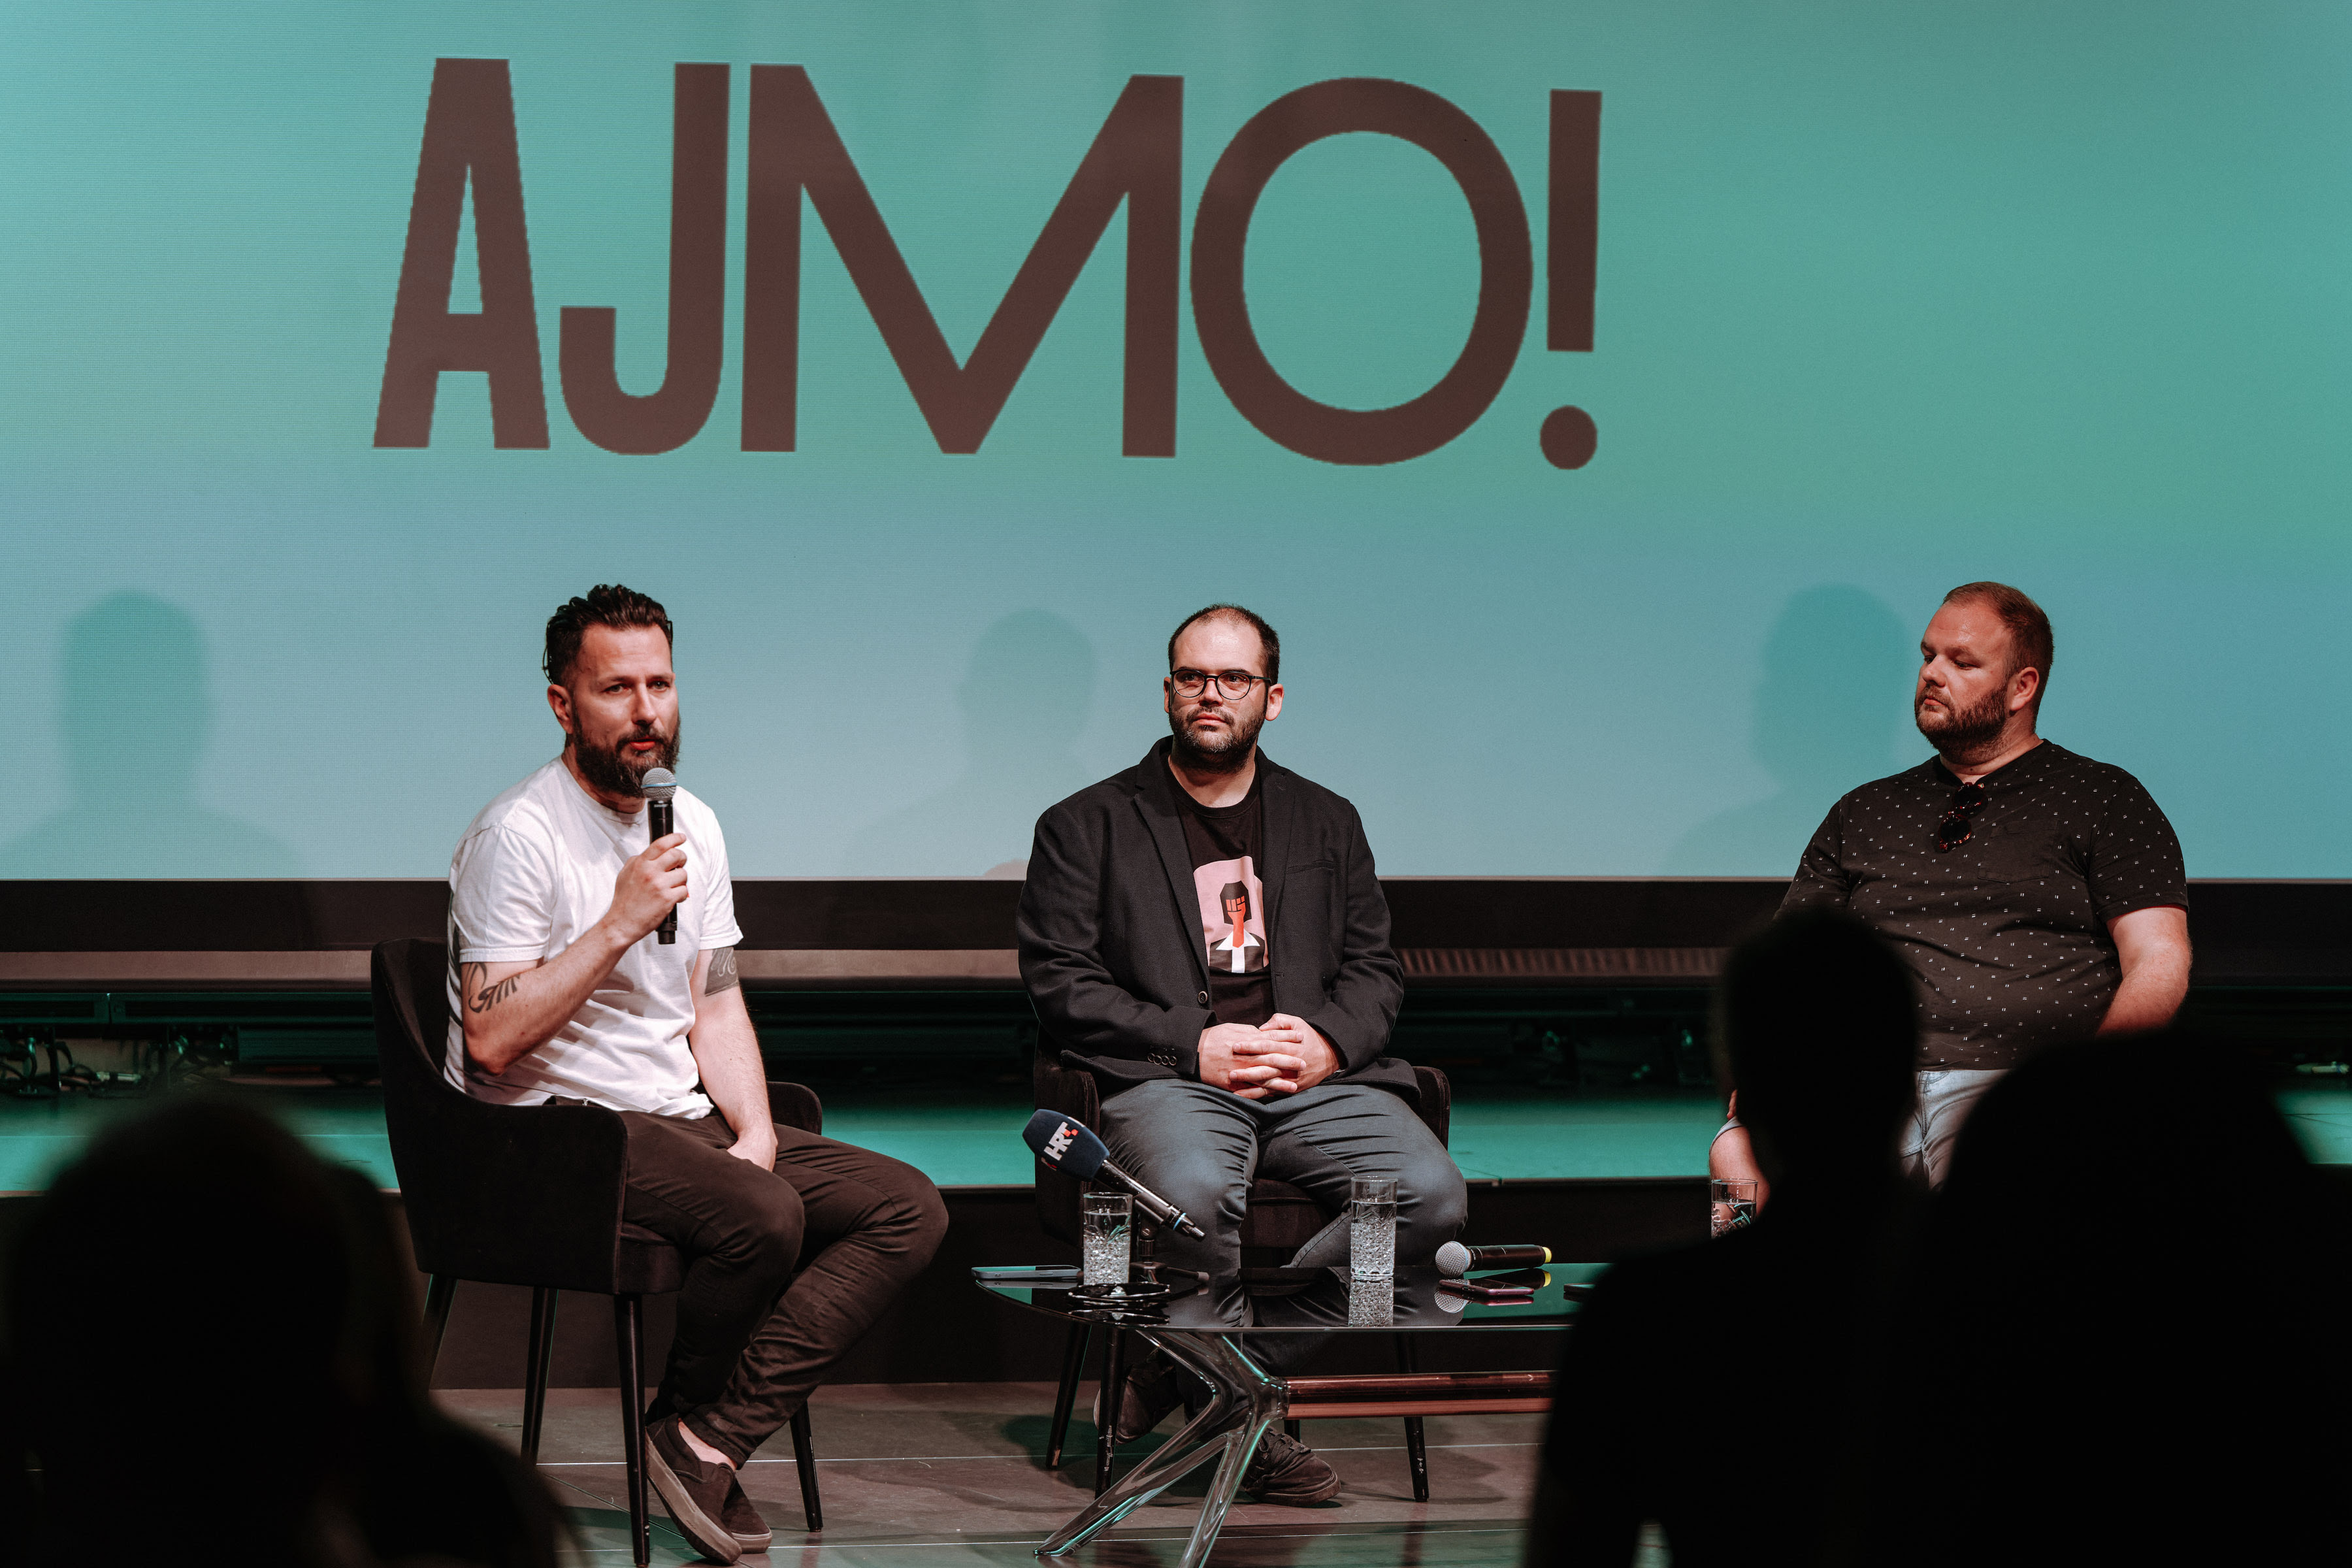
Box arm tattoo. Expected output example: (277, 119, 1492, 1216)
(462, 961, 522, 1015)
(704, 945, 740, 996)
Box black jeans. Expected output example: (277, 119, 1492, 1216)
(619, 1111, 947, 1465)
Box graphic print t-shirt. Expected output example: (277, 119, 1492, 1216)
(1177, 771, 1273, 1027)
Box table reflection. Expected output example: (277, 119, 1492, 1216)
(1038, 1264, 1575, 1332)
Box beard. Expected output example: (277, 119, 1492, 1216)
(572, 715, 682, 798)
(1168, 700, 1264, 772)
(1914, 684, 2007, 758)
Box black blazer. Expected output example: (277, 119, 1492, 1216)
(1017, 738, 1413, 1100)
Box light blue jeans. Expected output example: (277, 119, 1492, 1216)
(1901, 1068, 2008, 1188)
(1712, 1066, 2009, 1190)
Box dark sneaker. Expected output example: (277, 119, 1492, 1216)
(721, 1474, 773, 1553)
(645, 1417, 745, 1563)
(1240, 1429, 1342, 1505)
(1092, 1352, 1192, 1446)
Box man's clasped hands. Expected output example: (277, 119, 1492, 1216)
(1196, 1016, 1338, 1099)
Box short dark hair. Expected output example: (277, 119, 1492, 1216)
(544, 584, 674, 685)
(1943, 581, 2052, 713)
(1167, 603, 1280, 685)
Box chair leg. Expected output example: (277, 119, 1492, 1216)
(1285, 1419, 1301, 1442)
(790, 1404, 823, 1532)
(521, 1287, 559, 1463)
(612, 1295, 650, 1568)
(1396, 1333, 1429, 1503)
(1047, 1321, 1092, 1469)
(420, 1274, 457, 1376)
(1093, 1326, 1126, 1496)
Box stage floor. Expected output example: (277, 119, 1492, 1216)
(1, 1079, 2348, 1192)
(432, 1380, 1645, 1568)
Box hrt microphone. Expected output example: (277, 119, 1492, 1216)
(1435, 1241, 1552, 1277)
(642, 768, 678, 945)
(1022, 1109, 1207, 1239)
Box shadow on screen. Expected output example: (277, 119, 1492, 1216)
(843, 609, 1098, 876)
(0, 593, 303, 878)
(1662, 584, 1911, 875)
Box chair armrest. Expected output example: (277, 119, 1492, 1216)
(767, 1079, 823, 1136)
(1031, 1053, 1102, 1247)
(1412, 1065, 1452, 1150)
(385, 1092, 635, 1294)
(1033, 1052, 1102, 1126)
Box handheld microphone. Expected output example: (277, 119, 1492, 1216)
(642, 768, 678, 945)
(1022, 1109, 1207, 1239)
(1435, 1242, 1552, 1277)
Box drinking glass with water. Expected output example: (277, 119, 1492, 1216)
(1081, 1191, 1132, 1285)
(1349, 1175, 1398, 1281)
(1709, 1178, 1757, 1238)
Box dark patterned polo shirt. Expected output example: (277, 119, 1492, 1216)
(1782, 740, 2187, 1070)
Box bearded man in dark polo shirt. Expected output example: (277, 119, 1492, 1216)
(1714, 581, 2192, 1190)
(1018, 603, 1466, 1505)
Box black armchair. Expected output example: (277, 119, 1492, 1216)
(1032, 1052, 1454, 1499)
(372, 938, 823, 1566)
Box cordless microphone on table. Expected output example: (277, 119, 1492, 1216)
(642, 767, 678, 945)
(1022, 1109, 1207, 1239)
(1435, 1241, 1552, 1277)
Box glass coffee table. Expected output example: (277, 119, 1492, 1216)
(974, 1263, 1596, 1568)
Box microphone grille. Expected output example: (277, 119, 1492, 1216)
(640, 767, 678, 801)
(1434, 1240, 1472, 1277)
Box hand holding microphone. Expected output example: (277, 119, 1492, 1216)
(642, 768, 681, 944)
(607, 767, 687, 944)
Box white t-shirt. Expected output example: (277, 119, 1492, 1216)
(444, 757, 742, 1117)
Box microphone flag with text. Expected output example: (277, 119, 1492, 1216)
(1021, 1109, 1207, 1239)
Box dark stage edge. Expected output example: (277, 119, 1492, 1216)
(1, 878, 2344, 990)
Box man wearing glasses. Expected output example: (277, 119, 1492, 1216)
(1714, 581, 2191, 1190)
(1017, 603, 1466, 1505)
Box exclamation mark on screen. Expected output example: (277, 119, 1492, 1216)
(1541, 90, 1601, 470)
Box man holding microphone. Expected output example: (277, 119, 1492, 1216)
(446, 585, 945, 1562)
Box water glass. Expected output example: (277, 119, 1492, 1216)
(1349, 1175, 1399, 1281)
(1709, 1178, 1758, 1238)
(1347, 1278, 1395, 1326)
(1081, 1192, 1132, 1285)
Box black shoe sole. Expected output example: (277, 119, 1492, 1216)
(644, 1432, 745, 1563)
(1246, 1477, 1345, 1507)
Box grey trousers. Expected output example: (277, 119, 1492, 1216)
(1096, 1079, 1467, 1371)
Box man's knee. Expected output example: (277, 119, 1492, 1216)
(878, 1163, 951, 1266)
(730, 1180, 806, 1278)
(1399, 1150, 1469, 1243)
(1100, 1084, 1253, 1229)
(1131, 1149, 1252, 1234)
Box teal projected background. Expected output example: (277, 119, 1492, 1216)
(1, 3, 2344, 879)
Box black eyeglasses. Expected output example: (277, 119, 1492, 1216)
(1935, 781, 1988, 851)
(1169, 668, 1269, 700)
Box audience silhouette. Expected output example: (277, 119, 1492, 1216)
(1527, 909, 1920, 1566)
(1835, 1030, 2352, 1565)
(1, 1097, 564, 1568)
